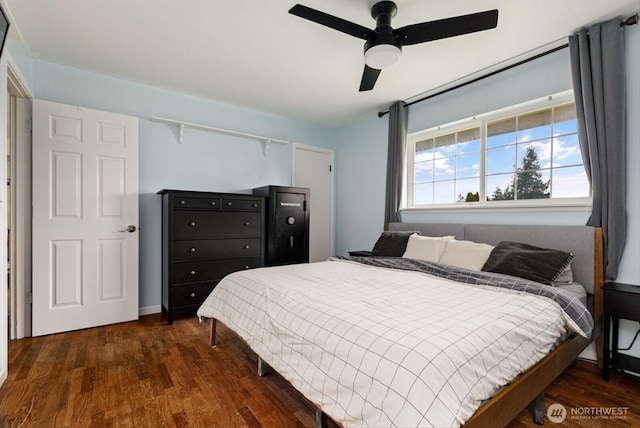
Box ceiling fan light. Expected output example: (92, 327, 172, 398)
(364, 44, 401, 69)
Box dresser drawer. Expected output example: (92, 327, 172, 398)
(171, 282, 216, 308)
(173, 238, 262, 261)
(173, 257, 262, 284)
(222, 198, 262, 211)
(174, 196, 221, 210)
(159, 189, 265, 325)
(173, 211, 261, 239)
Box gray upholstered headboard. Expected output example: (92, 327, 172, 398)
(388, 222, 601, 295)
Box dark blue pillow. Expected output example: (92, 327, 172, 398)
(370, 231, 420, 257)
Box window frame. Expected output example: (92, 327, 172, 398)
(405, 91, 592, 212)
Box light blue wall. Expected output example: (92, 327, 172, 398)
(406, 49, 574, 133)
(29, 59, 336, 310)
(6, 39, 34, 92)
(334, 30, 640, 284)
(4, 23, 639, 331)
(334, 25, 640, 357)
(334, 114, 388, 255)
(618, 24, 640, 286)
(333, 48, 586, 255)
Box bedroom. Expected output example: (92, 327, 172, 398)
(0, 0, 639, 426)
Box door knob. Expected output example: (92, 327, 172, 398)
(119, 225, 137, 233)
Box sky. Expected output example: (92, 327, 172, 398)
(412, 109, 590, 205)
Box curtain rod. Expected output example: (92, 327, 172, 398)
(378, 12, 639, 118)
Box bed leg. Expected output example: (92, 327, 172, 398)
(315, 409, 327, 428)
(209, 318, 217, 347)
(532, 391, 545, 425)
(257, 356, 269, 377)
(595, 329, 604, 370)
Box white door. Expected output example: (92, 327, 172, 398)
(292, 144, 334, 262)
(32, 100, 139, 336)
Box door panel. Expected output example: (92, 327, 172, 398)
(32, 99, 139, 336)
(293, 145, 334, 262)
(51, 151, 82, 217)
(51, 240, 82, 307)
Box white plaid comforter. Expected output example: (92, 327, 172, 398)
(197, 259, 576, 427)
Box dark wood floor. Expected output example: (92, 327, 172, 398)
(0, 314, 638, 427)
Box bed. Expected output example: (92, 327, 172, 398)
(197, 223, 603, 427)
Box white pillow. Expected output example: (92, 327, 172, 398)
(439, 239, 494, 271)
(402, 235, 454, 262)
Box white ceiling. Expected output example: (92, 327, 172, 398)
(2, 0, 638, 128)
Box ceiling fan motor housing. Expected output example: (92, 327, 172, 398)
(364, 1, 402, 69)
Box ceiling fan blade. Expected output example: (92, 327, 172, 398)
(395, 9, 498, 46)
(289, 4, 375, 40)
(359, 65, 381, 92)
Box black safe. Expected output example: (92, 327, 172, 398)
(253, 185, 310, 266)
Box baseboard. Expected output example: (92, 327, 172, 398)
(0, 367, 7, 387)
(139, 305, 162, 316)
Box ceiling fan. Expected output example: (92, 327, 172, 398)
(289, 2, 499, 92)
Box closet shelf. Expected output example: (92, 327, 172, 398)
(151, 116, 290, 155)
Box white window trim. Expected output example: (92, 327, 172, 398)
(405, 90, 592, 212)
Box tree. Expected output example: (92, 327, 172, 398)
(515, 146, 549, 199)
(490, 186, 508, 201)
(489, 146, 549, 200)
(465, 191, 479, 202)
(457, 191, 480, 203)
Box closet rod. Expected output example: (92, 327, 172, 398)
(378, 12, 639, 118)
(151, 116, 290, 155)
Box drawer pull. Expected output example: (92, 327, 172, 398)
(179, 200, 186, 205)
(210, 201, 216, 206)
(244, 245, 250, 249)
(190, 270, 196, 275)
(189, 247, 196, 253)
(244, 265, 250, 269)
(189, 221, 196, 227)
(227, 202, 233, 206)
(244, 221, 250, 226)
(252, 203, 258, 207)
(189, 292, 196, 298)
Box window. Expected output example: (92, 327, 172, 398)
(407, 92, 590, 209)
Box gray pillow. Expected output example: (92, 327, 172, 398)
(371, 231, 420, 257)
(481, 241, 575, 285)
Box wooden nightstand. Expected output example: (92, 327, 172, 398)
(602, 282, 640, 381)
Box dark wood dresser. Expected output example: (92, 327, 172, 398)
(158, 190, 265, 324)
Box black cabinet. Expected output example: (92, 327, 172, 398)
(159, 190, 265, 324)
(253, 186, 310, 266)
(602, 282, 640, 380)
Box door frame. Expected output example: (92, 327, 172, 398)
(7, 56, 32, 339)
(291, 143, 335, 258)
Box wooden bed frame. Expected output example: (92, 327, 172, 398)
(207, 225, 604, 428)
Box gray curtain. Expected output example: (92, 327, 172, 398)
(569, 18, 626, 281)
(385, 101, 408, 224)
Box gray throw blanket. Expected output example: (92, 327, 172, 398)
(332, 256, 594, 339)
